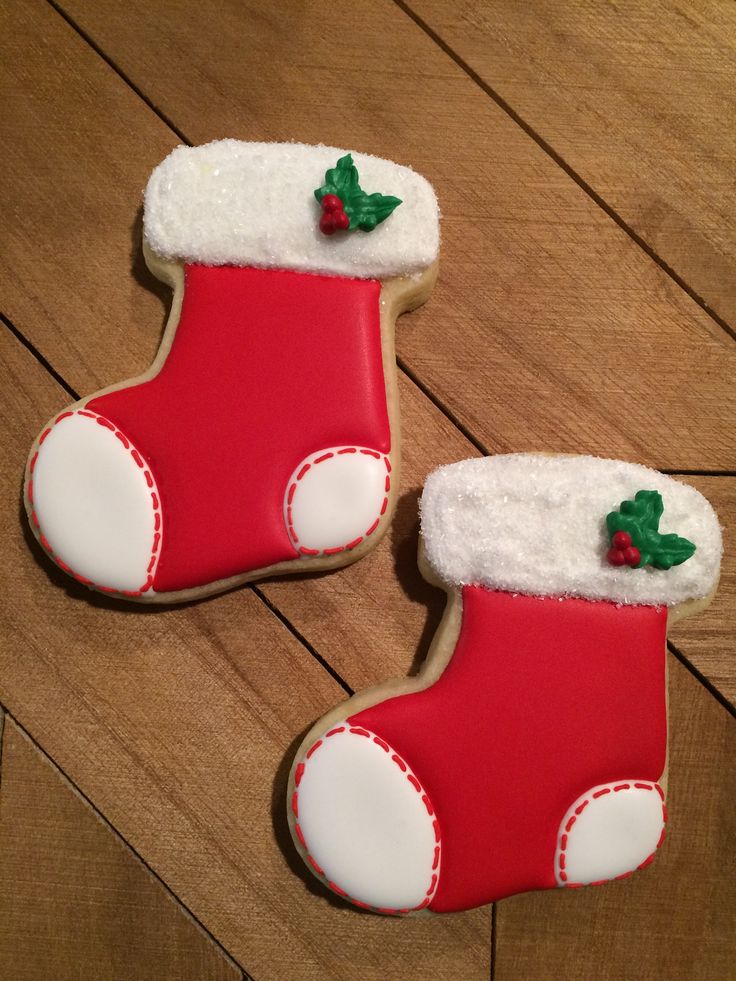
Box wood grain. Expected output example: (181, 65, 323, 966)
(407, 0, 736, 328)
(669, 476, 736, 707)
(494, 655, 736, 981)
(44, 0, 736, 471)
(0, 718, 241, 981)
(0, 327, 490, 979)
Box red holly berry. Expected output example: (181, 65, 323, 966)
(612, 531, 632, 550)
(332, 209, 350, 230)
(607, 547, 626, 567)
(321, 194, 343, 213)
(624, 546, 641, 567)
(319, 212, 337, 235)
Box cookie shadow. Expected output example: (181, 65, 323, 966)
(389, 487, 446, 677)
(130, 205, 170, 323)
(270, 724, 378, 914)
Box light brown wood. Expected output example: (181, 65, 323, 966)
(44, 0, 736, 472)
(408, 0, 736, 328)
(669, 476, 736, 706)
(0, 718, 241, 981)
(494, 655, 736, 981)
(0, 327, 490, 979)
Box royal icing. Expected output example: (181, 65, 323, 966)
(420, 455, 722, 607)
(606, 489, 696, 569)
(285, 447, 391, 555)
(144, 140, 439, 278)
(29, 265, 393, 595)
(28, 409, 161, 595)
(295, 589, 668, 913)
(294, 726, 439, 912)
(554, 781, 666, 887)
(315, 154, 402, 235)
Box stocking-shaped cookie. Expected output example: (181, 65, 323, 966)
(289, 455, 721, 914)
(24, 141, 439, 601)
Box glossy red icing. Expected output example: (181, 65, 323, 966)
(350, 588, 668, 912)
(88, 265, 389, 591)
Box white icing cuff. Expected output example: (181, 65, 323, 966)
(144, 140, 439, 279)
(420, 455, 722, 607)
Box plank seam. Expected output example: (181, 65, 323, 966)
(667, 643, 735, 718)
(0, 313, 80, 401)
(46, 0, 192, 145)
(661, 468, 736, 478)
(393, 0, 736, 346)
(0, 705, 5, 798)
(252, 586, 354, 696)
(4, 710, 248, 976)
(396, 355, 492, 457)
(490, 901, 497, 981)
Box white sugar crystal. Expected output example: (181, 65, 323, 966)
(144, 140, 439, 279)
(420, 455, 722, 607)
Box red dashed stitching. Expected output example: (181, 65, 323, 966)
(285, 447, 391, 556)
(558, 781, 666, 888)
(293, 725, 441, 916)
(27, 409, 161, 597)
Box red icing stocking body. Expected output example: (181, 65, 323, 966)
(350, 589, 667, 911)
(290, 454, 722, 914)
(24, 141, 440, 599)
(86, 265, 389, 592)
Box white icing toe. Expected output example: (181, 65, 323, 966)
(293, 724, 440, 913)
(285, 447, 391, 556)
(28, 410, 161, 595)
(556, 781, 666, 887)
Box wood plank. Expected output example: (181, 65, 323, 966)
(494, 655, 736, 981)
(668, 476, 736, 707)
(0, 0, 176, 391)
(407, 0, 736, 327)
(0, 718, 241, 981)
(0, 326, 491, 979)
(41, 0, 736, 471)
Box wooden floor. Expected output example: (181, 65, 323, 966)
(1, 2, 734, 978)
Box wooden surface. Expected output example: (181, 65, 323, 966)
(0, 715, 241, 981)
(407, 0, 736, 328)
(1, 1, 734, 979)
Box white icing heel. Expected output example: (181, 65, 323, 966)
(284, 446, 391, 556)
(292, 724, 440, 913)
(555, 780, 666, 887)
(27, 409, 161, 596)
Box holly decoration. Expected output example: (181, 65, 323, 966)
(605, 490, 696, 570)
(315, 154, 402, 235)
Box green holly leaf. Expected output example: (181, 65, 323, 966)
(647, 532, 696, 570)
(346, 191, 403, 231)
(606, 489, 696, 570)
(314, 154, 402, 233)
(315, 154, 360, 201)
